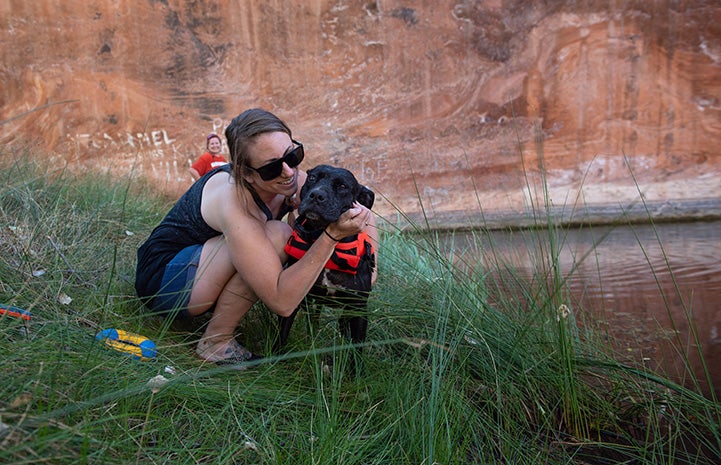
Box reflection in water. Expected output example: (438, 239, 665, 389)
(447, 221, 721, 397)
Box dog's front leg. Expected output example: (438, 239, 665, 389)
(339, 314, 368, 376)
(340, 314, 368, 345)
(275, 308, 299, 352)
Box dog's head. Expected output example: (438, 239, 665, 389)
(298, 164, 374, 228)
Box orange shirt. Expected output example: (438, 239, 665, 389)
(191, 152, 228, 177)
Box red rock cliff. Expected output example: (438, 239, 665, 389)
(2, 1, 720, 226)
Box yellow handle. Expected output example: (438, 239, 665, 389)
(114, 329, 151, 346)
(104, 339, 146, 359)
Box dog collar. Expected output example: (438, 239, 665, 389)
(285, 229, 373, 275)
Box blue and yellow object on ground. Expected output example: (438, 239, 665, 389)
(95, 328, 157, 361)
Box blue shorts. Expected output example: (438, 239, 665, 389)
(151, 244, 203, 318)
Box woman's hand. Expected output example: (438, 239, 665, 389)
(325, 202, 372, 240)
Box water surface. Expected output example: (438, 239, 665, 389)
(446, 220, 721, 397)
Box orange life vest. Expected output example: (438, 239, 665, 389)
(284, 229, 374, 275)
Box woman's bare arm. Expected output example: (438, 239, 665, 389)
(221, 203, 370, 316)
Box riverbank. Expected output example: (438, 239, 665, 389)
(383, 197, 721, 232)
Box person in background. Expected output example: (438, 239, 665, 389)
(135, 108, 375, 365)
(189, 133, 228, 181)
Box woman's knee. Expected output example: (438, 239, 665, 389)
(265, 220, 292, 257)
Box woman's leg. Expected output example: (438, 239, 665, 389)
(187, 221, 291, 359)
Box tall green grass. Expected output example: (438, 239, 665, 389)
(1, 149, 719, 464)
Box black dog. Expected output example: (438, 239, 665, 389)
(276, 164, 376, 353)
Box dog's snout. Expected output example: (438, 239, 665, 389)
(308, 190, 326, 203)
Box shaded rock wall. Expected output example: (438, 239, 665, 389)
(2, 0, 720, 226)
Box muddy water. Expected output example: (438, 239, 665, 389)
(446, 220, 721, 398)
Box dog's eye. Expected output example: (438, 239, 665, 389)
(306, 174, 316, 183)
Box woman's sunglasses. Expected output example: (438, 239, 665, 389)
(249, 140, 304, 181)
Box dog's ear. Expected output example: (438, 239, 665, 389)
(356, 185, 375, 209)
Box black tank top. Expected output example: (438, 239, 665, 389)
(134, 165, 293, 299)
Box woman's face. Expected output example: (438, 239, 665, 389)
(208, 137, 222, 154)
(246, 131, 299, 196)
